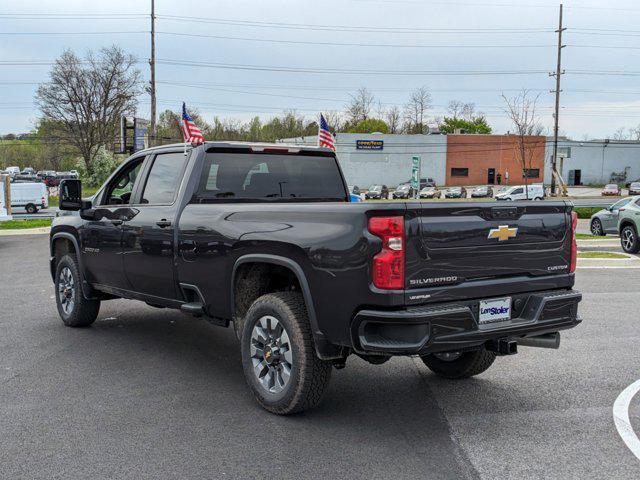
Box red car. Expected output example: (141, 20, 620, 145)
(602, 184, 621, 196)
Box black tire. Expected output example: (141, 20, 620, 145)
(590, 218, 605, 236)
(240, 292, 332, 415)
(25, 203, 37, 214)
(420, 348, 496, 379)
(55, 254, 100, 327)
(621, 224, 640, 254)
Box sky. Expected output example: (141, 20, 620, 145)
(2, 0, 640, 139)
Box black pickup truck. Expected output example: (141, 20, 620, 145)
(51, 142, 582, 414)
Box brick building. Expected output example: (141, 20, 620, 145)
(445, 134, 546, 186)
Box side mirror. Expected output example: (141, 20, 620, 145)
(59, 179, 82, 211)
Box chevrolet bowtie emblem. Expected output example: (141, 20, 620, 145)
(488, 225, 518, 242)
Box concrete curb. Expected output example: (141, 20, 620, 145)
(0, 227, 51, 236)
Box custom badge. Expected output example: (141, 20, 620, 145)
(488, 225, 518, 242)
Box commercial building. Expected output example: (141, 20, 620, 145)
(543, 139, 640, 186)
(446, 134, 546, 186)
(279, 133, 447, 188)
(280, 133, 640, 188)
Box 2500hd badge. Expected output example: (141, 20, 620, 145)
(49, 141, 582, 415)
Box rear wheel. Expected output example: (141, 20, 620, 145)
(55, 254, 100, 327)
(240, 292, 332, 415)
(621, 225, 640, 253)
(590, 218, 605, 236)
(420, 348, 496, 379)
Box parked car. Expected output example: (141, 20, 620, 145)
(69, 170, 79, 178)
(618, 196, 640, 253)
(495, 184, 545, 201)
(400, 178, 436, 190)
(12, 174, 41, 183)
(365, 185, 383, 200)
(45, 173, 77, 187)
(471, 186, 494, 198)
(392, 184, 412, 199)
(602, 184, 621, 196)
(625, 179, 639, 189)
(589, 197, 634, 236)
(444, 186, 467, 199)
(50, 141, 582, 415)
(21, 167, 35, 175)
(419, 186, 441, 199)
(628, 182, 640, 196)
(10, 181, 48, 213)
(348, 185, 360, 195)
(6, 166, 20, 176)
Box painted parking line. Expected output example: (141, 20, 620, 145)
(613, 379, 640, 461)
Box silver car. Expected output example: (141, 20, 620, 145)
(590, 197, 634, 236)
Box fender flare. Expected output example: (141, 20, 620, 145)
(231, 254, 342, 360)
(50, 231, 93, 299)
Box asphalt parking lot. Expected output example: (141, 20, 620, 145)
(1, 234, 639, 479)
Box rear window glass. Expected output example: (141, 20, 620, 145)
(193, 152, 347, 202)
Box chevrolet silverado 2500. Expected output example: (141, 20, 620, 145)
(50, 142, 582, 414)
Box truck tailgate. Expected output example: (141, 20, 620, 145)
(405, 201, 573, 298)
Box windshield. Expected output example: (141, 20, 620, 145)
(398, 185, 410, 191)
(370, 185, 381, 192)
(194, 152, 347, 201)
(631, 183, 640, 188)
(449, 187, 461, 192)
(605, 184, 617, 189)
(421, 187, 434, 192)
(612, 198, 633, 209)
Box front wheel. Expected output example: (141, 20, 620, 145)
(55, 254, 100, 327)
(591, 218, 605, 236)
(420, 348, 496, 379)
(621, 225, 640, 253)
(240, 292, 332, 415)
(25, 203, 37, 214)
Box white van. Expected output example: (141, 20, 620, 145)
(6, 166, 20, 176)
(10, 182, 48, 213)
(495, 184, 545, 201)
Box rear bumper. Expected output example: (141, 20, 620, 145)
(352, 289, 581, 355)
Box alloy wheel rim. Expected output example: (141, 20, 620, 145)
(591, 220, 602, 235)
(250, 315, 293, 394)
(58, 266, 75, 314)
(623, 229, 635, 250)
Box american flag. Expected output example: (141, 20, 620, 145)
(318, 113, 336, 151)
(181, 102, 205, 144)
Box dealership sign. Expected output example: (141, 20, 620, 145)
(411, 155, 421, 191)
(356, 140, 384, 150)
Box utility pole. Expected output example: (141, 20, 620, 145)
(550, 3, 565, 195)
(149, 0, 157, 146)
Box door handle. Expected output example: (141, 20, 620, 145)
(156, 219, 172, 228)
(110, 219, 123, 226)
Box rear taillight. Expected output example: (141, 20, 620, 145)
(368, 216, 405, 290)
(570, 210, 578, 273)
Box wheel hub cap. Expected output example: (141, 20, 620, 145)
(250, 315, 293, 394)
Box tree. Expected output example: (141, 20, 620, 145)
(439, 116, 492, 134)
(384, 106, 402, 134)
(447, 100, 477, 121)
(345, 87, 374, 126)
(502, 89, 544, 196)
(347, 118, 389, 134)
(35, 46, 141, 174)
(403, 87, 431, 134)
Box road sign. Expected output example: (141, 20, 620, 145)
(411, 156, 421, 193)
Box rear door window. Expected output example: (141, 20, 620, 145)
(194, 152, 346, 202)
(140, 153, 189, 205)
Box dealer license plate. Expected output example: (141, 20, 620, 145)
(478, 297, 512, 325)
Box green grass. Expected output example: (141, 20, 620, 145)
(0, 218, 52, 230)
(577, 251, 629, 259)
(574, 207, 602, 219)
(575, 233, 607, 240)
(48, 185, 99, 208)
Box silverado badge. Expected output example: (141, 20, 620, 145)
(488, 225, 518, 242)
